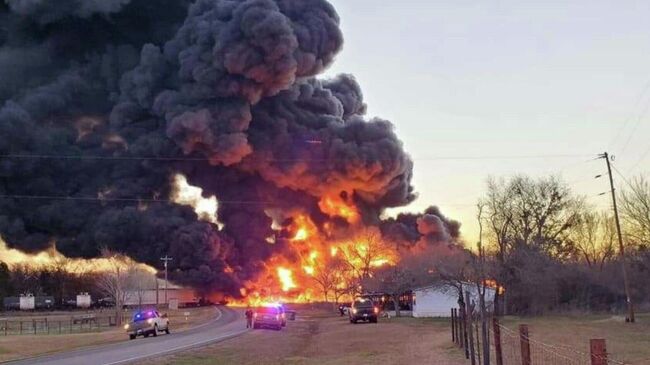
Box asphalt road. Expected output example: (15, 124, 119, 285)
(8, 306, 247, 365)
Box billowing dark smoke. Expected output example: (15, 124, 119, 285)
(380, 206, 461, 246)
(0, 0, 443, 295)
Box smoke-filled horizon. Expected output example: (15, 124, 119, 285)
(0, 0, 459, 296)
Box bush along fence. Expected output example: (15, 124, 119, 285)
(450, 292, 627, 365)
(0, 314, 117, 335)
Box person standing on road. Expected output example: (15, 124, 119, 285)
(245, 306, 254, 328)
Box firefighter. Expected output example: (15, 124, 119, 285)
(245, 306, 254, 328)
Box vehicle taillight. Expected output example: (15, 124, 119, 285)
(374, 307, 379, 314)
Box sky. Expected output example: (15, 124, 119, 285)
(325, 0, 650, 243)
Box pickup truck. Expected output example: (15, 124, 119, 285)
(124, 310, 170, 340)
(349, 299, 379, 324)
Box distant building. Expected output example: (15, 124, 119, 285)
(124, 278, 199, 308)
(412, 283, 496, 318)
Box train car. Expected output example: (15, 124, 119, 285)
(3, 297, 20, 310)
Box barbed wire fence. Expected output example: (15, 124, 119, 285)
(450, 302, 630, 365)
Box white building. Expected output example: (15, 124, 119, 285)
(124, 278, 199, 307)
(412, 283, 496, 318)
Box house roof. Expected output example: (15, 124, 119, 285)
(413, 281, 495, 293)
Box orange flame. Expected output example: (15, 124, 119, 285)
(0, 238, 156, 274)
(318, 195, 360, 223)
(277, 267, 297, 292)
(290, 214, 318, 242)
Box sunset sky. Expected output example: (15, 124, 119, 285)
(326, 0, 650, 242)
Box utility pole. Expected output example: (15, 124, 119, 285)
(599, 152, 635, 323)
(160, 255, 173, 307)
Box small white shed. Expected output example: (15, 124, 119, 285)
(412, 283, 496, 318)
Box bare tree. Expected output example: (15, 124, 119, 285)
(475, 202, 491, 365)
(96, 249, 132, 325)
(127, 266, 155, 309)
(620, 176, 650, 247)
(339, 228, 394, 280)
(364, 264, 414, 317)
(571, 211, 617, 270)
(311, 257, 348, 303)
(482, 175, 583, 258)
(331, 259, 354, 304)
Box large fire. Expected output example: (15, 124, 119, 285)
(0, 238, 157, 274)
(229, 206, 398, 306)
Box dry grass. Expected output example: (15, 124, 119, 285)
(500, 313, 650, 364)
(0, 306, 218, 362)
(141, 309, 465, 365)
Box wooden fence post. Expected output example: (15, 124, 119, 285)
(474, 319, 483, 364)
(493, 317, 503, 365)
(460, 300, 469, 357)
(456, 308, 461, 345)
(590, 339, 607, 365)
(519, 324, 531, 365)
(465, 292, 476, 365)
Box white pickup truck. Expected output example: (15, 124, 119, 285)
(124, 310, 170, 340)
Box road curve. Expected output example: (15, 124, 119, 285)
(7, 306, 247, 365)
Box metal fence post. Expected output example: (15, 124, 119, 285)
(590, 339, 607, 365)
(519, 324, 531, 365)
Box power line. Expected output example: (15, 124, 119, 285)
(628, 145, 650, 174)
(608, 77, 650, 151)
(611, 164, 640, 195)
(0, 153, 595, 163)
(0, 194, 270, 205)
(619, 101, 650, 155)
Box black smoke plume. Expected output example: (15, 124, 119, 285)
(0, 0, 444, 295)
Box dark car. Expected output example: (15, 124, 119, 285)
(253, 306, 283, 330)
(349, 299, 379, 324)
(285, 309, 297, 321)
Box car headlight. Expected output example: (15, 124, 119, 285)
(352, 309, 357, 314)
(124, 324, 129, 330)
(147, 318, 154, 324)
